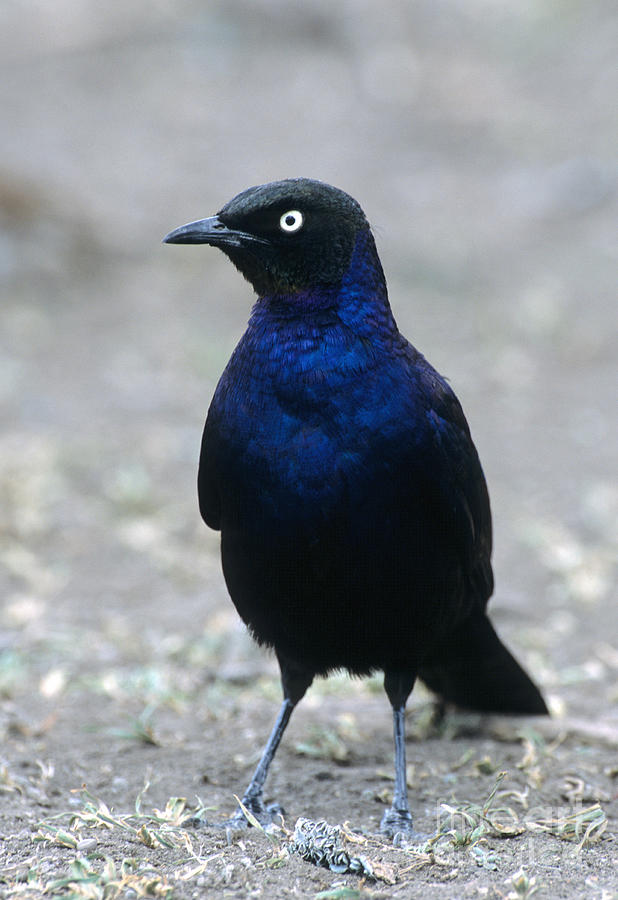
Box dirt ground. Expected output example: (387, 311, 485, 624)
(1, 1, 616, 897)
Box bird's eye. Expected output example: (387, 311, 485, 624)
(279, 210, 304, 233)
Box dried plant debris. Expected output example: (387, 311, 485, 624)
(35, 784, 210, 853)
(508, 867, 540, 899)
(433, 771, 525, 846)
(19, 786, 233, 897)
(288, 818, 396, 883)
(526, 802, 608, 849)
(561, 773, 611, 803)
(314, 888, 366, 900)
(18, 856, 174, 899)
(431, 772, 610, 854)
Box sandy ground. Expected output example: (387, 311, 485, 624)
(1, 1, 616, 897)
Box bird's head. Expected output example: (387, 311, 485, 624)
(163, 178, 380, 299)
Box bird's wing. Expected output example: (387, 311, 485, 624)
(197, 407, 223, 530)
(417, 359, 494, 608)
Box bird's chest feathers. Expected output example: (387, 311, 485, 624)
(210, 313, 413, 512)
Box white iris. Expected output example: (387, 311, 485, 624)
(279, 210, 304, 233)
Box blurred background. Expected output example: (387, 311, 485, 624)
(1, 0, 616, 737)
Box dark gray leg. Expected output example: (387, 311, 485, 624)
(222, 655, 313, 829)
(235, 697, 295, 824)
(380, 670, 421, 841)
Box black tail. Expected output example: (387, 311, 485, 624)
(419, 614, 548, 715)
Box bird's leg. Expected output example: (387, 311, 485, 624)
(381, 703, 413, 835)
(228, 696, 293, 826)
(222, 656, 313, 829)
(380, 670, 424, 842)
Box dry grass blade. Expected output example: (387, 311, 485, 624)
(35, 785, 212, 855)
(432, 771, 525, 847)
(526, 803, 608, 849)
(43, 856, 173, 899)
(234, 795, 267, 832)
(29, 787, 232, 897)
(233, 794, 284, 850)
(0, 764, 25, 795)
(315, 888, 363, 899)
(33, 825, 79, 849)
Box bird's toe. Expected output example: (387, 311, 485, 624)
(224, 798, 286, 831)
(380, 808, 427, 845)
(184, 796, 285, 832)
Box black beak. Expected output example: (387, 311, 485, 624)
(162, 215, 266, 249)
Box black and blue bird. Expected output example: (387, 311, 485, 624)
(164, 178, 547, 839)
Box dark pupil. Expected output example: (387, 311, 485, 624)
(285, 215, 295, 226)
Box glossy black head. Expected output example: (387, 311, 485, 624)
(163, 178, 372, 296)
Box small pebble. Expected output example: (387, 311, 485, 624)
(77, 838, 97, 852)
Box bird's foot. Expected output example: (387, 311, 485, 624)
(188, 796, 285, 832)
(229, 796, 285, 830)
(380, 807, 427, 846)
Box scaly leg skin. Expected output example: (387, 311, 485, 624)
(380, 671, 428, 845)
(225, 697, 295, 828)
(193, 658, 313, 831)
(197, 697, 294, 830)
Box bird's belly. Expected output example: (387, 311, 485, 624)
(217, 439, 464, 675)
(209, 379, 470, 674)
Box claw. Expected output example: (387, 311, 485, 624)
(233, 796, 285, 829)
(188, 797, 285, 832)
(380, 807, 427, 845)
